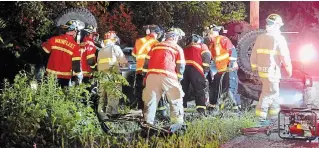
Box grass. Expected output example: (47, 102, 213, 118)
(100, 110, 257, 148)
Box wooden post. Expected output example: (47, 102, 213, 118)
(250, 1, 260, 29)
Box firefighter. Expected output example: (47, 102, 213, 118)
(182, 34, 211, 114)
(132, 25, 167, 116)
(142, 27, 185, 125)
(79, 25, 98, 84)
(97, 31, 127, 117)
(251, 14, 292, 126)
(41, 19, 82, 88)
(204, 24, 237, 111)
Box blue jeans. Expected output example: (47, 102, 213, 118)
(229, 71, 241, 106)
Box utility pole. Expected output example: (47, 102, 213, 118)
(250, 1, 260, 29)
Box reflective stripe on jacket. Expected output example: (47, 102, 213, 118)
(132, 35, 158, 72)
(41, 34, 80, 79)
(97, 44, 126, 72)
(250, 32, 291, 81)
(79, 36, 97, 77)
(183, 43, 211, 77)
(145, 40, 185, 80)
(209, 35, 233, 72)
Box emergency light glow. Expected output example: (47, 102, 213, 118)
(299, 44, 317, 64)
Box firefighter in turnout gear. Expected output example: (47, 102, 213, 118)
(204, 24, 237, 111)
(41, 19, 82, 88)
(132, 25, 162, 110)
(251, 14, 292, 126)
(142, 27, 185, 125)
(182, 34, 211, 114)
(132, 25, 168, 119)
(79, 25, 98, 84)
(97, 31, 127, 118)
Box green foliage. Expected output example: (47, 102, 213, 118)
(0, 71, 103, 147)
(127, 1, 246, 37)
(93, 66, 130, 114)
(0, 71, 256, 147)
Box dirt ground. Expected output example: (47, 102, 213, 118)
(221, 82, 319, 148)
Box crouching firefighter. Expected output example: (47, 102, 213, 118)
(97, 31, 128, 118)
(41, 19, 82, 88)
(79, 25, 98, 84)
(204, 24, 236, 111)
(132, 24, 167, 117)
(182, 34, 211, 115)
(251, 14, 292, 126)
(142, 27, 186, 126)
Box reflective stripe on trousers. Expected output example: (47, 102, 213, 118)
(255, 78, 280, 120)
(143, 74, 185, 125)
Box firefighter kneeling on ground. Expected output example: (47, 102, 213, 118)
(41, 19, 82, 88)
(204, 24, 238, 111)
(182, 34, 211, 115)
(97, 31, 128, 119)
(79, 25, 98, 84)
(142, 27, 185, 125)
(132, 25, 168, 118)
(251, 14, 292, 126)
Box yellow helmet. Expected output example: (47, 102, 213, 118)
(266, 14, 284, 26)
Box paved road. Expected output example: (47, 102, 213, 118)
(221, 133, 319, 148)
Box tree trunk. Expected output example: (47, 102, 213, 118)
(250, 1, 259, 29)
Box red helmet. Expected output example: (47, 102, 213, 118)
(104, 31, 117, 40)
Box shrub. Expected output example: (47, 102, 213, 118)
(0, 71, 104, 147)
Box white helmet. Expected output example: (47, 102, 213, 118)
(266, 14, 284, 26)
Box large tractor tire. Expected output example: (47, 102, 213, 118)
(54, 8, 98, 44)
(236, 30, 266, 101)
(54, 7, 97, 28)
(223, 21, 254, 46)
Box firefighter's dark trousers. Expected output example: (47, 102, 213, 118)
(82, 77, 92, 84)
(209, 72, 229, 105)
(134, 73, 166, 111)
(229, 70, 241, 106)
(181, 66, 207, 109)
(57, 78, 70, 89)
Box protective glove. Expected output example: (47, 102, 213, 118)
(75, 72, 83, 85)
(77, 72, 83, 80)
